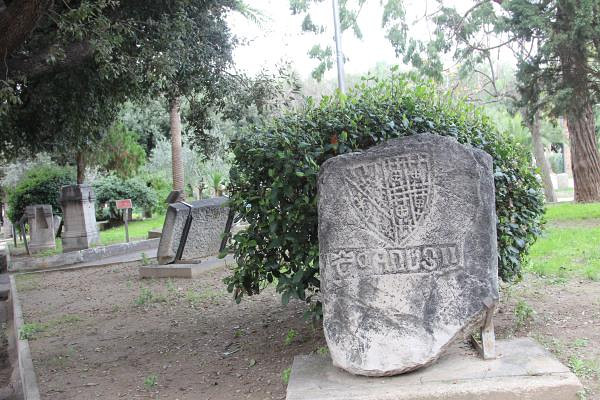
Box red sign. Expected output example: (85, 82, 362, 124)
(115, 199, 133, 209)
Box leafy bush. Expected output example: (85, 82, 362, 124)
(92, 175, 158, 221)
(7, 164, 75, 223)
(225, 73, 545, 313)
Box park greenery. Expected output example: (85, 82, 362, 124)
(0, 0, 599, 317)
(225, 73, 544, 314)
(294, 0, 600, 202)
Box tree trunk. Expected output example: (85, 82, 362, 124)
(76, 151, 85, 185)
(556, 4, 600, 203)
(169, 97, 185, 200)
(528, 111, 557, 203)
(566, 102, 600, 202)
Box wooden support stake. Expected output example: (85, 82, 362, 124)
(471, 297, 496, 360)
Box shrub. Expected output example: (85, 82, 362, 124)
(225, 73, 545, 314)
(7, 164, 75, 223)
(92, 175, 158, 221)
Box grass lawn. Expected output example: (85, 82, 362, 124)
(99, 213, 165, 245)
(545, 201, 600, 221)
(527, 202, 600, 281)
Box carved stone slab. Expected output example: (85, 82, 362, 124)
(318, 134, 498, 376)
(157, 197, 229, 264)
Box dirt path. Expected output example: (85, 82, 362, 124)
(15, 264, 600, 399)
(17, 264, 324, 400)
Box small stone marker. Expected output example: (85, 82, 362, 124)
(157, 197, 229, 264)
(318, 134, 499, 376)
(25, 204, 56, 253)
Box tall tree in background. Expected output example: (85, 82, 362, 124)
(0, 1, 243, 187)
(507, 0, 600, 202)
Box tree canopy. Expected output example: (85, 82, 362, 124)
(0, 0, 243, 180)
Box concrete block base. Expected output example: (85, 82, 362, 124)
(286, 338, 583, 400)
(139, 255, 234, 279)
(147, 228, 162, 239)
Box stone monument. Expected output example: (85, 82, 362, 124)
(318, 134, 498, 376)
(157, 197, 230, 264)
(24, 205, 56, 253)
(59, 185, 100, 252)
(286, 133, 582, 400)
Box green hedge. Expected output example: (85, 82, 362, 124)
(7, 165, 75, 223)
(92, 175, 158, 221)
(225, 73, 545, 313)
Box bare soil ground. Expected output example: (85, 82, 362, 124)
(14, 264, 600, 400)
(16, 265, 324, 400)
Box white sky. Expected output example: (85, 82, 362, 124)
(228, 1, 429, 80)
(228, 1, 516, 83)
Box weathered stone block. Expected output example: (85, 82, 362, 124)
(318, 134, 498, 376)
(25, 204, 56, 253)
(157, 197, 229, 264)
(59, 185, 100, 252)
(286, 338, 583, 400)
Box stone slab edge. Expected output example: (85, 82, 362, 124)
(286, 338, 583, 400)
(139, 255, 234, 279)
(9, 275, 42, 400)
(9, 238, 159, 272)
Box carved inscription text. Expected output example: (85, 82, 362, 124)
(323, 243, 461, 281)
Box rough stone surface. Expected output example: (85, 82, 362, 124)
(59, 185, 100, 252)
(318, 134, 498, 376)
(52, 215, 62, 237)
(157, 197, 229, 264)
(25, 205, 56, 253)
(285, 338, 583, 400)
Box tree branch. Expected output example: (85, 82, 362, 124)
(0, 0, 53, 69)
(1, 40, 93, 80)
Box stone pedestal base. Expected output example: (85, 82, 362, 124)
(59, 185, 99, 252)
(139, 255, 233, 279)
(286, 338, 582, 400)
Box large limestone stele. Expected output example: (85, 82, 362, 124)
(318, 133, 499, 377)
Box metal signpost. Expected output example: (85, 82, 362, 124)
(115, 199, 133, 243)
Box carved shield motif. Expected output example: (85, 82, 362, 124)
(344, 153, 432, 245)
